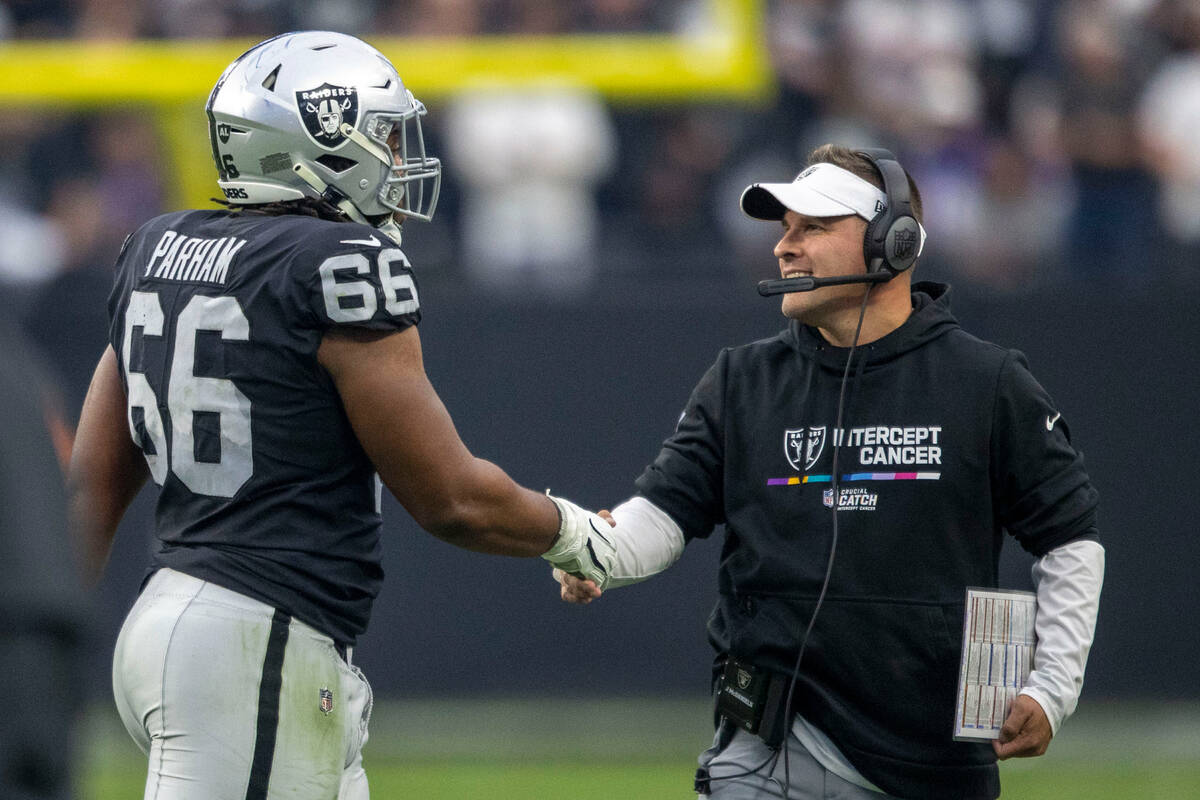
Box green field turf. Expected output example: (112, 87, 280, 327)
(80, 698, 1200, 799)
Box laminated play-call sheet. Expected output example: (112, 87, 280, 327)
(954, 588, 1037, 741)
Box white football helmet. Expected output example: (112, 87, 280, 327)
(206, 31, 441, 226)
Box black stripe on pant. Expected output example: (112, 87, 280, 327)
(245, 609, 291, 800)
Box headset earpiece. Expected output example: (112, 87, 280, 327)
(856, 148, 921, 275)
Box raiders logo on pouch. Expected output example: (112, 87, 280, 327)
(736, 668, 752, 690)
(296, 83, 359, 148)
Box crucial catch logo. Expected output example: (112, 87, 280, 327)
(823, 486, 879, 511)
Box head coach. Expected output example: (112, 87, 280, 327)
(555, 144, 1105, 800)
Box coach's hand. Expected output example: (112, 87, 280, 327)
(993, 694, 1053, 759)
(542, 496, 617, 591)
(554, 568, 601, 604)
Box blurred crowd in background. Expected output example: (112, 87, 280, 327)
(2, 5, 1196, 795)
(2, 0, 1199, 414)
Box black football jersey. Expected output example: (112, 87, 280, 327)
(108, 209, 421, 644)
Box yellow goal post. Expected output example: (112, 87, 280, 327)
(0, 0, 772, 209)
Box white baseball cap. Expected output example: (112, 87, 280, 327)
(740, 162, 887, 222)
(741, 161, 926, 258)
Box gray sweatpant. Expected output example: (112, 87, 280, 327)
(697, 723, 906, 800)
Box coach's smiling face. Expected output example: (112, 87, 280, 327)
(774, 210, 870, 326)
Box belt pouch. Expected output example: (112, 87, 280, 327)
(715, 658, 790, 748)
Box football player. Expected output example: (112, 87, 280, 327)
(67, 31, 613, 800)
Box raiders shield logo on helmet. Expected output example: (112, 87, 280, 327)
(296, 83, 359, 148)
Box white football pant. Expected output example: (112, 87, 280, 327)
(112, 568, 372, 799)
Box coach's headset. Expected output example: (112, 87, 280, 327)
(754, 148, 923, 296)
(860, 147, 922, 275)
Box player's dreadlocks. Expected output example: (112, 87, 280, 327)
(211, 196, 351, 223)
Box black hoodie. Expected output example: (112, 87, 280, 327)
(635, 282, 1098, 799)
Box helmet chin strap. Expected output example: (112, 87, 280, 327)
(338, 122, 413, 242)
(292, 161, 403, 246)
(292, 162, 367, 222)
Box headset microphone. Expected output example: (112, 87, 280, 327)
(757, 271, 893, 296)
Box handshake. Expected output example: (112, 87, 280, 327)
(542, 494, 616, 605)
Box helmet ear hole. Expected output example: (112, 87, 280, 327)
(261, 64, 281, 92)
(316, 154, 358, 173)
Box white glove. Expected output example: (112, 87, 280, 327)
(541, 494, 617, 591)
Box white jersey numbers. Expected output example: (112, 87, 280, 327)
(121, 291, 254, 498)
(319, 247, 417, 323)
(119, 245, 415, 498)
(123, 291, 170, 485)
(319, 253, 376, 323)
(170, 296, 253, 496)
(378, 248, 419, 316)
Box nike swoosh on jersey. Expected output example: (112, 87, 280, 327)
(1045, 412, 1062, 431)
(339, 235, 381, 247)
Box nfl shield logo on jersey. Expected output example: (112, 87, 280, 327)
(319, 687, 334, 715)
(823, 489, 835, 508)
(296, 83, 359, 148)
